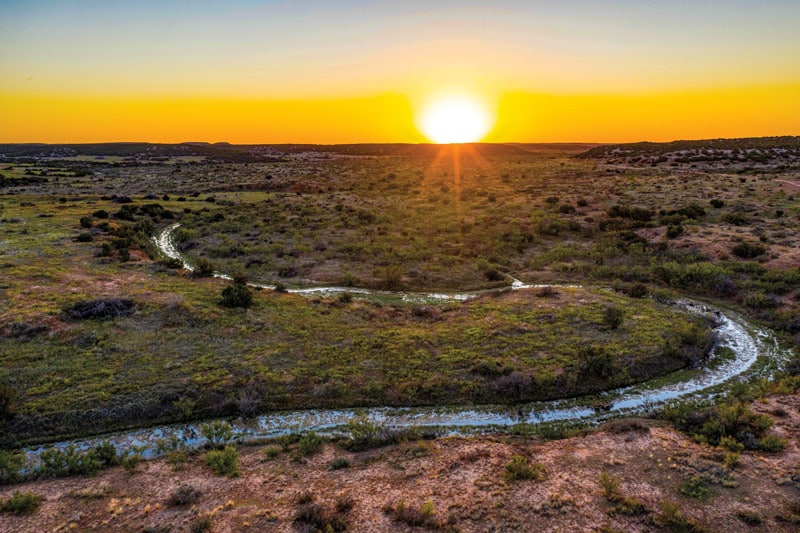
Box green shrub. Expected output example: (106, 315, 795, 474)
(724, 452, 740, 470)
(221, 282, 253, 308)
(759, 434, 787, 453)
(193, 258, 215, 277)
(329, 458, 350, 470)
(609, 496, 650, 517)
(156, 435, 188, 470)
(297, 432, 323, 457)
(167, 484, 201, 507)
(201, 420, 234, 448)
(603, 306, 624, 330)
(204, 445, 239, 477)
(295, 497, 349, 532)
(0, 384, 16, 421)
(120, 445, 146, 474)
(92, 440, 119, 468)
(666, 225, 683, 239)
(1, 491, 41, 516)
(679, 475, 712, 501)
(504, 455, 545, 482)
(599, 470, 621, 501)
(657, 500, 710, 532)
(340, 418, 385, 451)
(385, 499, 437, 528)
(0, 450, 25, 484)
(719, 435, 743, 453)
(38, 445, 102, 478)
(732, 241, 765, 258)
(263, 447, 281, 460)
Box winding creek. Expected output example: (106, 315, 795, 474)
(20, 224, 792, 462)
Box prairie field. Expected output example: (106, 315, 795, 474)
(1, 140, 799, 531)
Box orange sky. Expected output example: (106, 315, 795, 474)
(1, 1, 799, 143)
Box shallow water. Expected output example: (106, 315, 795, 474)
(20, 226, 788, 464)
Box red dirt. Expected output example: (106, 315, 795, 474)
(2, 394, 798, 532)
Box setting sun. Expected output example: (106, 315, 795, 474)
(417, 95, 493, 144)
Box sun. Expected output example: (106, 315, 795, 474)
(417, 95, 493, 144)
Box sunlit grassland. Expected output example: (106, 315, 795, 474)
(0, 188, 707, 445)
(1, 145, 797, 445)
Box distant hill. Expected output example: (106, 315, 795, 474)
(578, 136, 800, 158)
(0, 142, 596, 162)
(577, 136, 800, 168)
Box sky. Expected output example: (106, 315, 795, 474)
(1, 0, 799, 143)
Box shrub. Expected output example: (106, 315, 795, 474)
(38, 445, 102, 478)
(221, 283, 253, 308)
(340, 418, 382, 451)
(167, 484, 201, 507)
(603, 306, 624, 330)
(385, 499, 437, 528)
(732, 242, 765, 258)
(379, 264, 404, 290)
(723, 212, 749, 226)
(608, 205, 653, 222)
(120, 446, 145, 474)
(329, 458, 350, 470)
(657, 500, 709, 532)
(504, 455, 545, 482)
(484, 267, 504, 281)
(200, 420, 234, 448)
(156, 436, 188, 470)
(189, 515, 212, 533)
(0, 450, 25, 484)
(297, 432, 323, 457)
(559, 204, 576, 214)
(724, 452, 740, 470)
(599, 470, 621, 501)
(92, 209, 109, 219)
(609, 496, 650, 517)
(263, 447, 281, 460)
(709, 199, 724, 208)
(736, 510, 762, 526)
(296, 502, 348, 532)
(535, 286, 559, 298)
(1, 491, 41, 516)
(193, 258, 215, 277)
(0, 384, 17, 421)
(63, 298, 135, 320)
(679, 475, 712, 501)
(719, 435, 743, 453)
(160, 257, 183, 269)
(92, 441, 119, 467)
(666, 225, 683, 239)
(759, 434, 787, 453)
(204, 445, 239, 477)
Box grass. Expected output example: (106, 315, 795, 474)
(504, 455, 545, 481)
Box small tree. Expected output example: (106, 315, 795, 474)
(221, 283, 252, 308)
(603, 306, 624, 330)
